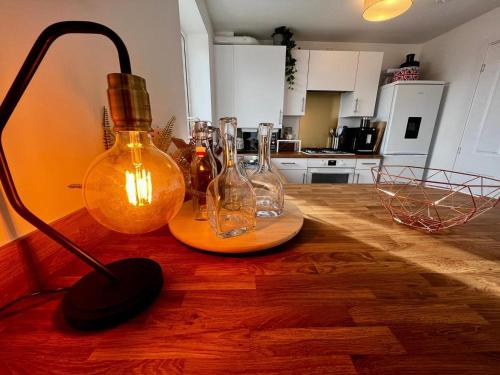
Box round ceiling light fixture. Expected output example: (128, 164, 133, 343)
(363, 0, 413, 22)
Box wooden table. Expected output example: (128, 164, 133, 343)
(1, 185, 500, 374)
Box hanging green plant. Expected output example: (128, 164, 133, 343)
(272, 26, 297, 90)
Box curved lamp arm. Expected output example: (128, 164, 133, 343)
(0, 21, 134, 282)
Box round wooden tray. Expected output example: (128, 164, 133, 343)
(168, 201, 304, 253)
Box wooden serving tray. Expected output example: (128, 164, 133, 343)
(168, 201, 304, 253)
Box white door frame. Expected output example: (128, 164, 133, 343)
(452, 39, 500, 172)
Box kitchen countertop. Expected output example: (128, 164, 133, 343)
(272, 151, 383, 159)
(1, 184, 499, 373)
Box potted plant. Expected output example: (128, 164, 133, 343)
(272, 26, 297, 89)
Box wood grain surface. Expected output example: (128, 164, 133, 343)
(168, 201, 303, 253)
(1, 184, 500, 374)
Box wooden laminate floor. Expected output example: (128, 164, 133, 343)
(0, 185, 499, 374)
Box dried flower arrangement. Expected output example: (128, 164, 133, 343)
(152, 116, 194, 200)
(102, 106, 115, 150)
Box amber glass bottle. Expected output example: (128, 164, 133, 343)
(190, 121, 217, 220)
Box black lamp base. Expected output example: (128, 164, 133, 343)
(62, 258, 163, 330)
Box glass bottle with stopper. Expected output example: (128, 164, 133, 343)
(207, 117, 256, 238)
(250, 123, 284, 217)
(208, 124, 224, 173)
(190, 121, 217, 220)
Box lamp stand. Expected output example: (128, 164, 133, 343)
(62, 258, 163, 330)
(0, 21, 163, 330)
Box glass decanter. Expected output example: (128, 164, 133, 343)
(207, 117, 256, 238)
(249, 123, 284, 217)
(208, 125, 224, 173)
(190, 121, 217, 220)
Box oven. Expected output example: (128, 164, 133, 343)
(306, 158, 357, 184)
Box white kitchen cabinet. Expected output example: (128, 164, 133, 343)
(356, 169, 376, 184)
(214, 45, 234, 122)
(283, 49, 309, 116)
(272, 158, 307, 169)
(214, 45, 286, 128)
(234, 45, 286, 128)
(278, 169, 307, 184)
(307, 51, 359, 91)
(354, 158, 381, 184)
(272, 158, 307, 184)
(340, 52, 384, 117)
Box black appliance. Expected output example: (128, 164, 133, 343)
(241, 130, 279, 153)
(337, 127, 358, 153)
(400, 53, 420, 68)
(242, 130, 258, 152)
(354, 117, 376, 154)
(270, 131, 278, 152)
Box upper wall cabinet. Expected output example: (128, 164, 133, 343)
(307, 51, 359, 91)
(214, 45, 235, 124)
(339, 52, 384, 117)
(283, 49, 310, 116)
(214, 45, 286, 128)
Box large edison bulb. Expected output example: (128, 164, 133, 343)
(83, 131, 185, 234)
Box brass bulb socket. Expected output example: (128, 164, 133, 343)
(107, 73, 152, 132)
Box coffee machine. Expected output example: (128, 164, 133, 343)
(337, 127, 357, 152)
(354, 117, 376, 154)
(337, 117, 376, 154)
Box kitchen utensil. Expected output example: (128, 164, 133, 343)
(328, 128, 335, 149)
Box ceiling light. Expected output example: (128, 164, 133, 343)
(363, 0, 413, 22)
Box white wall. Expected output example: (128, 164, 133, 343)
(195, 0, 217, 122)
(420, 6, 500, 171)
(179, 0, 215, 123)
(0, 0, 187, 245)
(185, 34, 213, 120)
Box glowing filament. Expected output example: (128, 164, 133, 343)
(126, 168, 152, 206)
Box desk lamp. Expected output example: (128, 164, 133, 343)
(0, 21, 185, 329)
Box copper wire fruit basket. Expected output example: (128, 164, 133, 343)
(372, 166, 500, 233)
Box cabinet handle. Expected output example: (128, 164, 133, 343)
(281, 162, 296, 165)
(279, 109, 283, 125)
(302, 172, 306, 184)
(301, 97, 305, 112)
(354, 98, 359, 113)
(361, 162, 378, 165)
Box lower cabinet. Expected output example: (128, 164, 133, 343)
(272, 157, 381, 184)
(279, 169, 307, 184)
(355, 159, 381, 184)
(356, 169, 375, 184)
(272, 158, 307, 184)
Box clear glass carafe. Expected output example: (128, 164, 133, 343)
(208, 125, 224, 174)
(190, 121, 217, 220)
(207, 118, 256, 238)
(250, 123, 284, 217)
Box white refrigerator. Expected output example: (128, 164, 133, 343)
(374, 81, 445, 179)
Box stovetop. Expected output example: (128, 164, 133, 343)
(301, 148, 355, 156)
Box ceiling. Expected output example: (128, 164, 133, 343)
(205, 0, 500, 43)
